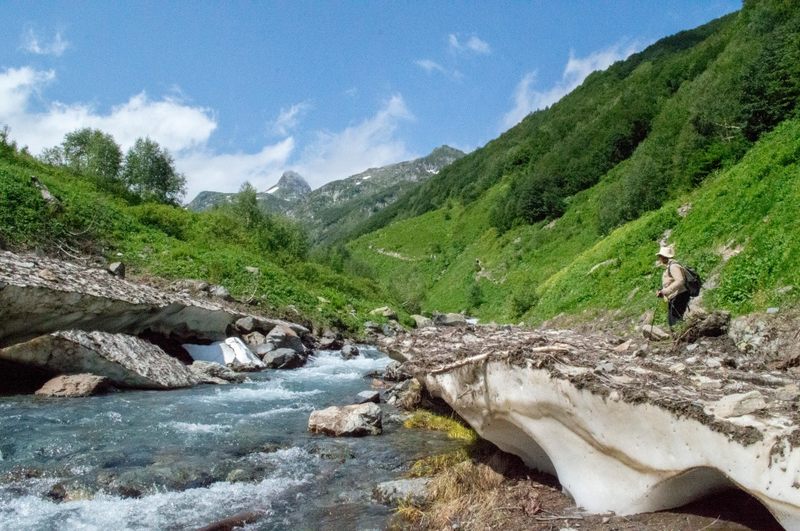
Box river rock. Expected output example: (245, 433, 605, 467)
(35, 374, 111, 397)
(189, 361, 246, 384)
(319, 331, 344, 351)
(264, 325, 306, 354)
(341, 344, 359, 359)
(355, 390, 381, 404)
(262, 348, 306, 369)
(242, 331, 266, 347)
(386, 378, 422, 410)
(0, 330, 198, 389)
(308, 403, 382, 436)
(373, 478, 430, 506)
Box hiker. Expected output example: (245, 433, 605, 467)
(656, 245, 690, 328)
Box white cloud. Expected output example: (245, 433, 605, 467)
(501, 41, 640, 129)
(448, 34, 491, 55)
(22, 28, 70, 57)
(414, 59, 463, 80)
(270, 102, 311, 136)
(0, 66, 216, 154)
(415, 59, 447, 74)
(293, 94, 415, 188)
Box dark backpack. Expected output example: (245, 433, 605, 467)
(674, 262, 702, 297)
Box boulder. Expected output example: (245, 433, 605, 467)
(370, 306, 398, 321)
(411, 315, 434, 328)
(341, 344, 359, 359)
(234, 315, 309, 338)
(262, 348, 307, 369)
(319, 331, 344, 351)
(189, 361, 246, 384)
(386, 378, 422, 410)
(373, 478, 431, 506)
(264, 325, 306, 354)
(641, 325, 670, 341)
(35, 374, 111, 397)
(0, 330, 198, 389)
(433, 313, 467, 327)
(107, 262, 126, 279)
(355, 390, 381, 404)
(678, 311, 731, 343)
(308, 403, 382, 436)
(242, 331, 266, 347)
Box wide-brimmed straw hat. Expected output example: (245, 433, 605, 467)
(657, 245, 675, 259)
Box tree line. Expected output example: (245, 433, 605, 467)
(40, 129, 186, 205)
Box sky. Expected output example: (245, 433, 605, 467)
(0, 0, 741, 201)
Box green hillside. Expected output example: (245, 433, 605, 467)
(346, 1, 800, 328)
(0, 142, 397, 333)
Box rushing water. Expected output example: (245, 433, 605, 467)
(0, 348, 458, 530)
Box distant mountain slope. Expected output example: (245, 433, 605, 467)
(186, 146, 464, 246)
(290, 146, 464, 245)
(344, 1, 800, 326)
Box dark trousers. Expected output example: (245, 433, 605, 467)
(668, 291, 691, 327)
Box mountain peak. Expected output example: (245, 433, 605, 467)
(265, 171, 311, 202)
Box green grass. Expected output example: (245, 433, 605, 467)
(0, 149, 399, 333)
(403, 410, 478, 442)
(348, 118, 800, 327)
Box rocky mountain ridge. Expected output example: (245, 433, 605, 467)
(186, 146, 464, 245)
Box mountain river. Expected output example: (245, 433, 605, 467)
(0, 347, 459, 530)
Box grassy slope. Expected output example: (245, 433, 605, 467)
(347, 118, 800, 328)
(346, 4, 800, 328)
(0, 150, 397, 332)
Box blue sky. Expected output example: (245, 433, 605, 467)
(0, 1, 740, 200)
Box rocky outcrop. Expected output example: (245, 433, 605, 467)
(308, 403, 382, 436)
(1, 330, 198, 389)
(35, 374, 110, 397)
(0, 251, 229, 347)
(381, 325, 800, 529)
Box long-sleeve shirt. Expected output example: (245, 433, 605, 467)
(661, 259, 687, 300)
